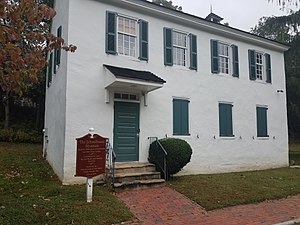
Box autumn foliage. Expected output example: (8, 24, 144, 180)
(0, 0, 76, 128)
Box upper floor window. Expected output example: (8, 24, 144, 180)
(164, 27, 197, 70)
(173, 31, 187, 66)
(248, 50, 271, 83)
(106, 11, 148, 61)
(255, 52, 263, 80)
(118, 16, 137, 57)
(211, 40, 239, 77)
(218, 42, 230, 74)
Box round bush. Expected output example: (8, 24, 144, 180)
(149, 138, 192, 176)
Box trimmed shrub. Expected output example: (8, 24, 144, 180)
(149, 138, 192, 176)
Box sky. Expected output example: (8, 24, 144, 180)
(171, 0, 294, 32)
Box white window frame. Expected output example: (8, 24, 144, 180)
(218, 42, 231, 75)
(117, 15, 138, 58)
(255, 52, 264, 81)
(172, 30, 188, 67)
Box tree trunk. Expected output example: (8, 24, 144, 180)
(4, 92, 10, 129)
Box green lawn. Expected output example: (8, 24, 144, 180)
(170, 167, 300, 211)
(0, 142, 133, 225)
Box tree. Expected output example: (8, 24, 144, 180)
(0, 0, 76, 129)
(269, 0, 299, 8)
(152, 0, 182, 11)
(252, 10, 300, 139)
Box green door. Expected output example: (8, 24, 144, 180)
(113, 102, 140, 162)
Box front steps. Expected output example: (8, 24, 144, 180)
(111, 162, 165, 191)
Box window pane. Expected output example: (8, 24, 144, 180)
(218, 43, 229, 74)
(117, 16, 136, 57)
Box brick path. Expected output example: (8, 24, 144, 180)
(117, 187, 300, 225)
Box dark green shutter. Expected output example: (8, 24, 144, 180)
(248, 49, 256, 80)
(189, 34, 197, 70)
(173, 99, 181, 135)
(173, 99, 189, 135)
(47, 53, 53, 87)
(164, 27, 173, 66)
(232, 45, 239, 77)
(256, 107, 268, 137)
(211, 40, 219, 73)
(106, 11, 117, 54)
(57, 26, 62, 66)
(265, 53, 272, 83)
(54, 26, 62, 74)
(219, 103, 233, 137)
(139, 20, 148, 61)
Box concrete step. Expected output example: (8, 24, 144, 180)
(107, 162, 165, 191)
(113, 179, 165, 192)
(114, 171, 161, 183)
(114, 162, 156, 174)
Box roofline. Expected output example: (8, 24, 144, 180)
(105, 0, 289, 52)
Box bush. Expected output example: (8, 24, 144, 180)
(0, 128, 42, 143)
(149, 138, 192, 177)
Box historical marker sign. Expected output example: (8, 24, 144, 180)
(75, 134, 107, 178)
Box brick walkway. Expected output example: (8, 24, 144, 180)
(117, 187, 300, 225)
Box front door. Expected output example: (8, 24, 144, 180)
(113, 102, 140, 162)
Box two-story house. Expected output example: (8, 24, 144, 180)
(44, 0, 289, 184)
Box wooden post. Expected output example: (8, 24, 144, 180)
(86, 178, 93, 203)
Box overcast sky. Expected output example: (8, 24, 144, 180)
(171, 0, 293, 32)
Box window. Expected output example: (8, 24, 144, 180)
(164, 28, 197, 70)
(114, 92, 139, 101)
(173, 31, 187, 66)
(173, 99, 189, 135)
(218, 42, 230, 74)
(106, 11, 148, 61)
(256, 106, 268, 137)
(118, 16, 137, 57)
(248, 50, 271, 83)
(255, 52, 263, 80)
(54, 26, 62, 74)
(219, 103, 234, 137)
(211, 40, 239, 77)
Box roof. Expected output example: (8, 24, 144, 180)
(104, 65, 166, 84)
(133, 0, 289, 51)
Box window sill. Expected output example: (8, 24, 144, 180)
(219, 135, 235, 140)
(173, 134, 190, 137)
(257, 136, 269, 140)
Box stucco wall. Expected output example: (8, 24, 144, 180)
(55, 0, 289, 183)
(43, 0, 70, 181)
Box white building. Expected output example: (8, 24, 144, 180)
(44, 0, 289, 184)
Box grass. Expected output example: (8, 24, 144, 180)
(289, 141, 300, 165)
(0, 142, 133, 225)
(170, 167, 300, 211)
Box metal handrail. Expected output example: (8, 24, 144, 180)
(106, 139, 116, 186)
(148, 137, 168, 181)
